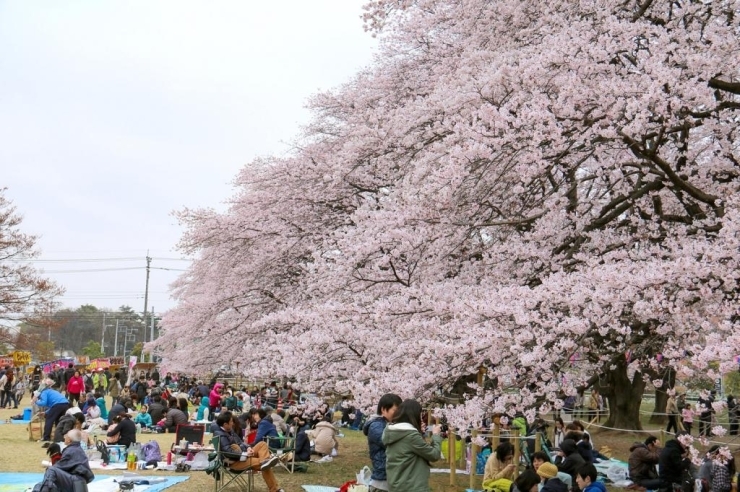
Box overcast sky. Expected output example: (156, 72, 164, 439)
(0, 1, 377, 315)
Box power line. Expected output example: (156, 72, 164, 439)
(39, 267, 146, 274)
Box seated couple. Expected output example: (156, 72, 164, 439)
(214, 411, 284, 492)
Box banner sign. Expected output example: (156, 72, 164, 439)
(0, 357, 13, 367)
(12, 351, 31, 366)
(87, 358, 110, 370)
(109, 357, 125, 366)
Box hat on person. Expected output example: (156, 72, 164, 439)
(537, 462, 558, 480)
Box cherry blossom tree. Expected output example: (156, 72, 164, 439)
(153, 0, 740, 430)
(0, 188, 64, 337)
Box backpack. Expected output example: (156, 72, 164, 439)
(96, 440, 110, 465)
(141, 440, 162, 462)
(4, 374, 13, 392)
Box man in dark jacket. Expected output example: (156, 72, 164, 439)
(659, 433, 691, 488)
(33, 429, 94, 492)
(556, 439, 586, 491)
(62, 363, 76, 389)
(363, 393, 402, 492)
(213, 412, 281, 492)
(629, 436, 662, 489)
(52, 413, 84, 443)
(108, 400, 127, 425)
(148, 395, 166, 424)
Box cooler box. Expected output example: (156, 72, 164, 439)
(107, 445, 127, 463)
(23, 408, 32, 421)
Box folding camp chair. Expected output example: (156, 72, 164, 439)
(266, 435, 298, 474)
(208, 436, 254, 492)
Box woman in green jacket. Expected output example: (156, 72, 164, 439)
(382, 399, 443, 492)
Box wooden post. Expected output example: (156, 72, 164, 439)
(535, 432, 542, 452)
(512, 429, 520, 479)
(470, 429, 478, 490)
(450, 428, 457, 486)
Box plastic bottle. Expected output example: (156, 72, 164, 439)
(127, 447, 136, 471)
(167, 451, 172, 465)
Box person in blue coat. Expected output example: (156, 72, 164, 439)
(249, 407, 279, 444)
(34, 387, 71, 444)
(363, 393, 402, 492)
(575, 463, 607, 492)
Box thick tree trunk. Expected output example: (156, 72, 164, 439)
(649, 368, 675, 425)
(602, 358, 645, 430)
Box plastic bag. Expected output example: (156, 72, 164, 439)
(606, 464, 628, 483)
(356, 465, 372, 485)
(187, 451, 210, 471)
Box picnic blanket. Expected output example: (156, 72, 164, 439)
(0, 473, 188, 492)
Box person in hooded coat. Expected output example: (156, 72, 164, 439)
(556, 439, 586, 491)
(382, 399, 442, 492)
(659, 433, 691, 489)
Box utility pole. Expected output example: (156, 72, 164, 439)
(114, 319, 120, 357)
(101, 312, 106, 350)
(150, 306, 155, 363)
(142, 253, 151, 362)
(150, 306, 155, 342)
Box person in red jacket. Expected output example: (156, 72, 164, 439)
(66, 371, 85, 407)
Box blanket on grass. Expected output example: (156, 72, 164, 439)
(0, 473, 188, 492)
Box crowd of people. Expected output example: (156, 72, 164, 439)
(13, 364, 740, 492)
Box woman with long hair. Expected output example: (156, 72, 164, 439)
(382, 399, 442, 491)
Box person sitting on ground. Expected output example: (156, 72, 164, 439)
(107, 412, 136, 447)
(53, 413, 85, 444)
(484, 441, 516, 482)
(32, 429, 94, 492)
(537, 462, 569, 492)
(556, 439, 586, 491)
(628, 436, 662, 490)
(293, 415, 311, 462)
(531, 451, 572, 490)
(697, 445, 721, 489)
(163, 396, 188, 433)
(575, 463, 606, 492)
(108, 398, 128, 425)
(95, 391, 108, 420)
(134, 404, 153, 429)
(576, 434, 594, 464)
(659, 432, 691, 490)
(213, 411, 283, 492)
(313, 413, 339, 457)
(517, 470, 543, 492)
(711, 453, 735, 492)
(148, 395, 166, 425)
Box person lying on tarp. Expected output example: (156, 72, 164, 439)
(32, 429, 94, 492)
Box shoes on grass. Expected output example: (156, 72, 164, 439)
(41, 442, 51, 448)
(260, 456, 280, 470)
